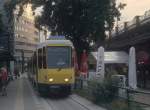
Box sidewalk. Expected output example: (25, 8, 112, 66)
(0, 77, 18, 110)
(0, 75, 37, 110)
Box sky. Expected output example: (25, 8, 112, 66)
(35, 1, 150, 24)
(117, 0, 150, 23)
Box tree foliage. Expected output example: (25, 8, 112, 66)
(5, 0, 124, 56)
(4, 0, 29, 20)
(0, 13, 4, 33)
(36, 0, 121, 53)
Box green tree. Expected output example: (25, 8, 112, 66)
(5, 0, 125, 60)
(0, 13, 4, 33)
(4, 0, 28, 20)
(36, 0, 120, 51)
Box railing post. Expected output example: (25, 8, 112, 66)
(115, 26, 119, 35)
(74, 79, 77, 89)
(124, 22, 128, 31)
(80, 78, 83, 89)
(126, 88, 130, 109)
(135, 16, 140, 26)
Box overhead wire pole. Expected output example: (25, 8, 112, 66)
(43, 26, 47, 41)
(21, 49, 24, 73)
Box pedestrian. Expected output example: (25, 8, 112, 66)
(0, 70, 2, 92)
(14, 67, 19, 79)
(0, 65, 8, 96)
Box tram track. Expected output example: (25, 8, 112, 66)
(27, 77, 104, 110)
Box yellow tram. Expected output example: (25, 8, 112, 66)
(28, 39, 75, 94)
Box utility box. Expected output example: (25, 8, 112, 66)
(111, 75, 126, 87)
(111, 75, 127, 98)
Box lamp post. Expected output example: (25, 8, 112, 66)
(39, 25, 47, 42)
(43, 26, 47, 41)
(21, 49, 24, 73)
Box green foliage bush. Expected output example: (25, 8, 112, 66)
(110, 100, 144, 110)
(75, 78, 144, 110)
(0, 13, 4, 33)
(110, 100, 129, 110)
(88, 78, 118, 104)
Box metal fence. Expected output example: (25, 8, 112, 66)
(74, 77, 150, 109)
(111, 9, 150, 37)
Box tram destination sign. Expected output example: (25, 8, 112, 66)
(48, 36, 66, 40)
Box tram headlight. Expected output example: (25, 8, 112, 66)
(64, 78, 69, 82)
(49, 78, 54, 82)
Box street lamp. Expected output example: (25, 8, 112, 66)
(21, 50, 24, 73)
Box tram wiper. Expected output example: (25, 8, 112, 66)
(57, 62, 65, 71)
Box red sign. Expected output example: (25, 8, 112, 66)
(73, 50, 79, 75)
(80, 50, 88, 77)
(137, 51, 150, 64)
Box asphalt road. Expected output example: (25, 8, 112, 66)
(0, 74, 105, 110)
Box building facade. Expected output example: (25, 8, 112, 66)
(13, 4, 38, 71)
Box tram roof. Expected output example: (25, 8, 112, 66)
(37, 40, 74, 48)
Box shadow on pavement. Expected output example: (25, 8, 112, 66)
(39, 91, 70, 100)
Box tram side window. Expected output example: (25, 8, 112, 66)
(38, 49, 42, 69)
(43, 47, 47, 68)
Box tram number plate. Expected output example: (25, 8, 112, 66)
(50, 86, 59, 88)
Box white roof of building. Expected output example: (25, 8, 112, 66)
(37, 40, 74, 48)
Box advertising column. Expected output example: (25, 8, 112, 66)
(96, 47, 105, 81)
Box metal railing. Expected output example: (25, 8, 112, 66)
(74, 77, 150, 109)
(112, 9, 150, 37)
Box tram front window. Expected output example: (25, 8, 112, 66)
(47, 47, 71, 68)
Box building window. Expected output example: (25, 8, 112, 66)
(22, 20, 25, 25)
(15, 26, 18, 31)
(21, 27, 23, 31)
(18, 26, 20, 31)
(15, 34, 18, 38)
(24, 28, 26, 32)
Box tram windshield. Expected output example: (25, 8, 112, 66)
(47, 46, 71, 68)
